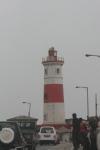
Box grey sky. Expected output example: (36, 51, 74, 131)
(0, 0, 100, 124)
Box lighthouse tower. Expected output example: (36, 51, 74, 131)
(42, 47, 65, 125)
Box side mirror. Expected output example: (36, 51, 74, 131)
(0, 125, 2, 131)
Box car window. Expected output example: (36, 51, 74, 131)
(20, 123, 26, 127)
(18, 122, 36, 129)
(41, 128, 54, 133)
(26, 123, 30, 127)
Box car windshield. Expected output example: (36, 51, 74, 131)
(41, 128, 54, 133)
(18, 122, 36, 130)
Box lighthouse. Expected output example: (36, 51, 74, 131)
(42, 47, 66, 125)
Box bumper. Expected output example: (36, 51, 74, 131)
(0, 143, 22, 149)
(39, 140, 55, 143)
(0, 142, 35, 149)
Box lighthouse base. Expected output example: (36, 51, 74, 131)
(42, 121, 66, 125)
(43, 103, 65, 124)
(37, 123, 70, 130)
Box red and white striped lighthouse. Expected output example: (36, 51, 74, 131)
(42, 47, 65, 125)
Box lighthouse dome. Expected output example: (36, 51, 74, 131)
(48, 47, 54, 52)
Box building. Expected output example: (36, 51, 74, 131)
(37, 47, 70, 130)
(65, 119, 73, 126)
(58, 126, 72, 141)
(7, 115, 38, 125)
(65, 118, 87, 126)
(42, 47, 65, 125)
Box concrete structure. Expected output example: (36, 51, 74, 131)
(7, 115, 38, 125)
(65, 118, 87, 126)
(42, 47, 65, 125)
(65, 119, 73, 126)
(58, 126, 72, 142)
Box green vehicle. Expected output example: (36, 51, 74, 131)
(0, 121, 37, 150)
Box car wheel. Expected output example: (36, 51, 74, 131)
(53, 141, 56, 145)
(32, 145, 36, 150)
(28, 145, 36, 150)
(40, 141, 43, 145)
(27, 146, 31, 150)
(33, 147, 36, 150)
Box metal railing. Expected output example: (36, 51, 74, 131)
(42, 57, 64, 62)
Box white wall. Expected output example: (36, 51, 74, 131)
(43, 103, 65, 124)
(44, 64, 63, 79)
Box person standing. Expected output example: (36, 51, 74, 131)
(72, 113, 80, 150)
(83, 117, 98, 150)
(80, 118, 87, 146)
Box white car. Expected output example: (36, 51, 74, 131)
(38, 126, 57, 145)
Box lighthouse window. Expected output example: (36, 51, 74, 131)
(54, 52, 57, 56)
(44, 94, 48, 101)
(44, 115, 46, 121)
(44, 114, 48, 121)
(44, 69, 47, 75)
(57, 68, 60, 74)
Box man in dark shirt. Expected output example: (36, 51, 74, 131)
(83, 117, 98, 150)
(72, 113, 80, 150)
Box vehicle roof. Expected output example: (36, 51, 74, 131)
(0, 121, 17, 123)
(7, 115, 38, 121)
(41, 126, 54, 128)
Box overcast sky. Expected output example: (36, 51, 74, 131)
(0, 0, 100, 124)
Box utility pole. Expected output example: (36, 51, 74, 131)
(76, 86, 89, 120)
(87, 87, 89, 119)
(95, 94, 97, 116)
(23, 102, 31, 117)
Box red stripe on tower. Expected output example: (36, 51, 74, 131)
(44, 84, 64, 103)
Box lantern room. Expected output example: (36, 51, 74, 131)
(48, 47, 57, 60)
